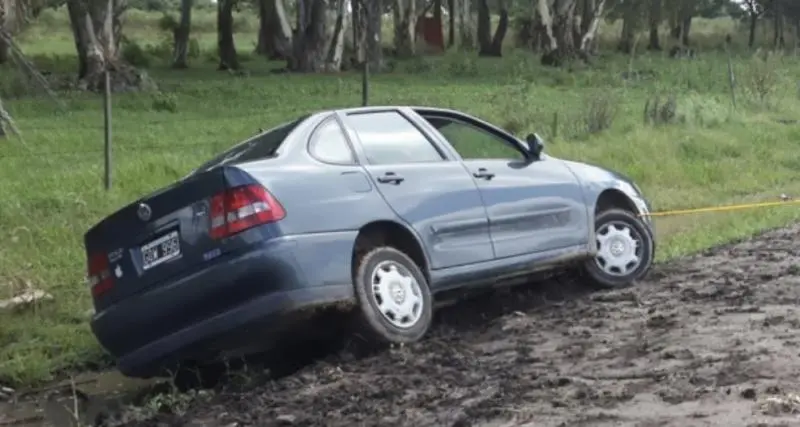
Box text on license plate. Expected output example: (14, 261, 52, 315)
(141, 230, 181, 271)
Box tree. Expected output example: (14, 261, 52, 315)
(447, 0, 455, 47)
(771, 0, 785, 49)
(0, 0, 12, 64)
(392, 0, 416, 57)
(171, 0, 192, 68)
(617, 0, 645, 53)
(647, 0, 661, 50)
(255, 0, 291, 59)
(286, 0, 349, 72)
(1, 0, 53, 64)
(66, 0, 148, 91)
(217, 0, 238, 70)
(537, 0, 606, 66)
(476, 0, 508, 56)
(786, 0, 800, 48)
(667, 0, 694, 46)
(742, 0, 763, 48)
(455, 0, 474, 49)
(363, 0, 382, 70)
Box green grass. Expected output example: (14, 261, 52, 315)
(2, 9, 800, 388)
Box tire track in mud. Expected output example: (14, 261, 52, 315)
(125, 225, 800, 427)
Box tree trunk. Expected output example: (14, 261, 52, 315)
(748, 12, 757, 48)
(477, 0, 491, 53)
(352, 0, 365, 63)
(365, 0, 383, 71)
(670, 2, 691, 46)
(172, 0, 192, 68)
(0, 4, 7, 65)
(447, 0, 455, 47)
(538, 0, 604, 65)
(617, 0, 639, 54)
(217, 0, 239, 70)
(66, 0, 147, 91)
(256, 0, 292, 59)
(325, 0, 347, 70)
(795, 18, 800, 52)
(0, 38, 8, 65)
(773, 3, 785, 49)
(646, 0, 660, 50)
(490, 1, 508, 55)
(113, 0, 125, 52)
(256, 0, 271, 56)
(393, 0, 416, 58)
(477, 0, 508, 56)
(680, 15, 691, 46)
(288, 0, 332, 72)
(579, 0, 592, 35)
(457, 0, 474, 49)
(67, 0, 89, 78)
(549, 0, 578, 63)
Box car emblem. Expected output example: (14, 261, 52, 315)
(137, 203, 152, 222)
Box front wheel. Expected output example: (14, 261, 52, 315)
(582, 209, 654, 289)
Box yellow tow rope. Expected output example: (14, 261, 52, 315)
(642, 196, 800, 217)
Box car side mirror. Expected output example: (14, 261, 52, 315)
(525, 133, 545, 159)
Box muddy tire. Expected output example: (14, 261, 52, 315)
(352, 246, 433, 345)
(582, 209, 654, 289)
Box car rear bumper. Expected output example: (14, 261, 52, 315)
(90, 236, 355, 378)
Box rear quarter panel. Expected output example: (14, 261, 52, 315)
(235, 119, 401, 290)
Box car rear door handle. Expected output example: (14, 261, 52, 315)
(473, 168, 495, 180)
(377, 172, 404, 184)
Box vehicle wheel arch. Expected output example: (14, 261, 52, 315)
(594, 188, 638, 216)
(351, 220, 431, 282)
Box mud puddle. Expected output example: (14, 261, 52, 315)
(0, 370, 159, 426)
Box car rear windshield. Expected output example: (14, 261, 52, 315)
(192, 117, 305, 175)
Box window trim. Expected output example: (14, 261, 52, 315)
(307, 115, 359, 166)
(419, 113, 529, 161)
(345, 109, 448, 166)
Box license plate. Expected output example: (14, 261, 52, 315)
(141, 230, 181, 271)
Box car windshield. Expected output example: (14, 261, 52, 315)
(191, 117, 305, 175)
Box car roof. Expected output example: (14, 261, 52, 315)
(327, 105, 463, 116)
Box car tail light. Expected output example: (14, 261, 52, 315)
(209, 184, 285, 239)
(87, 252, 113, 297)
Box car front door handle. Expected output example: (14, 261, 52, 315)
(473, 168, 495, 180)
(377, 172, 404, 184)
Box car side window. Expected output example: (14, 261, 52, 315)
(309, 117, 356, 165)
(424, 116, 525, 160)
(347, 111, 444, 165)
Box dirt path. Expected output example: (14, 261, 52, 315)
(117, 225, 800, 426)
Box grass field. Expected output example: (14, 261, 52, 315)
(2, 9, 800, 388)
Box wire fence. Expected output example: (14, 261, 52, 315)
(0, 141, 227, 160)
(0, 108, 301, 167)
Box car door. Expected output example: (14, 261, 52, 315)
(338, 109, 495, 271)
(414, 111, 589, 260)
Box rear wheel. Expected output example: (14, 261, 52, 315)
(352, 247, 433, 345)
(582, 209, 654, 289)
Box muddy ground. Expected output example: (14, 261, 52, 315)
(11, 225, 800, 427)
